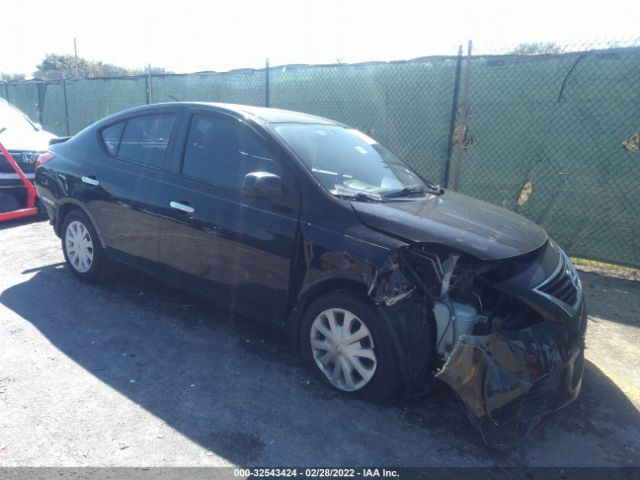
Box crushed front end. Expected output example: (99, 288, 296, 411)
(399, 239, 587, 449)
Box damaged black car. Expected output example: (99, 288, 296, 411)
(35, 103, 586, 449)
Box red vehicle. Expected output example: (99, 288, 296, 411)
(0, 141, 39, 221)
(0, 99, 58, 221)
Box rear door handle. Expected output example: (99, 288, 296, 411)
(82, 176, 99, 186)
(169, 201, 195, 214)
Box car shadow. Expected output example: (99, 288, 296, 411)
(2, 262, 639, 466)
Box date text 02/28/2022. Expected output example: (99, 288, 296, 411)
(233, 468, 400, 478)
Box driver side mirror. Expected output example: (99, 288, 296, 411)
(242, 171, 283, 198)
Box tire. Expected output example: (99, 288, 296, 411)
(300, 292, 402, 401)
(35, 197, 48, 219)
(61, 209, 107, 283)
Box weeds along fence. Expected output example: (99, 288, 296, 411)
(2, 44, 639, 267)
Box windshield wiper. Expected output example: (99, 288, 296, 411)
(383, 183, 444, 198)
(333, 185, 383, 202)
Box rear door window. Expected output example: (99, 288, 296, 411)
(116, 114, 176, 167)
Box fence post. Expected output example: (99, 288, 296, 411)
(451, 40, 473, 191)
(3, 82, 9, 103)
(443, 45, 463, 188)
(62, 78, 71, 136)
(146, 64, 153, 104)
(265, 58, 270, 107)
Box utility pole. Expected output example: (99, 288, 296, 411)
(265, 58, 270, 107)
(451, 40, 473, 192)
(73, 37, 80, 78)
(443, 44, 463, 188)
(147, 64, 153, 104)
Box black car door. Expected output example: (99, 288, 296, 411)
(158, 110, 300, 323)
(84, 110, 181, 269)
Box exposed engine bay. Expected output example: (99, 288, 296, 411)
(370, 239, 586, 449)
(403, 245, 547, 360)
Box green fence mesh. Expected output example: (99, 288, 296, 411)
(457, 47, 640, 267)
(2, 45, 639, 267)
(153, 70, 266, 106)
(269, 59, 457, 184)
(65, 77, 148, 134)
(40, 81, 67, 136)
(7, 82, 41, 123)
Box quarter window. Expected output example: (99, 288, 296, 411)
(116, 114, 176, 167)
(182, 114, 281, 188)
(101, 122, 124, 155)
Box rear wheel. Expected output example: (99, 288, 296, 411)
(300, 292, 401, 401)
(61, 210, 107, 283)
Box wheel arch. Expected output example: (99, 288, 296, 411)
(287, 277, 372, 350)
(55, 200, 106, 248)
(290, 276, 434, 393)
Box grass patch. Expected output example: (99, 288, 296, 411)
(571, 257, 640, 280)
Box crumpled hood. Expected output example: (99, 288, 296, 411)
(351, 190, 547, 260)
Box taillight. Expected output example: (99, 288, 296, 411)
(35, 152, 55, 171)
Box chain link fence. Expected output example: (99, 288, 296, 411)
(2, 41, 639, 267)
(456, 44, 640, 267)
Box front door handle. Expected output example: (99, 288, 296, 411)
(82, 176, 99, 186)
(169, 201, 195, 214)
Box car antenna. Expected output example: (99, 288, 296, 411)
(168, 95, 180, 102)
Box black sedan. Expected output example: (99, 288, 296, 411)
(35, 102, 586, 448)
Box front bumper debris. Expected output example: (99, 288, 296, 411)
(436, 301, 586, 449)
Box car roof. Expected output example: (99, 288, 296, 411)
(117, 102, 342, 126)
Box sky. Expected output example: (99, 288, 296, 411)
(2, 0, 639, 78)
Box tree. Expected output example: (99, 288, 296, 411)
(0, 72, 26, 82)
(34, 53, 127, 80)
(509, 42, 563, 55)
(32, 54, 170, 80)
(127, 66, 172, 76)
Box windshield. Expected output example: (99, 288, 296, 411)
(0, 101, 39, 136)
(273, 124, 430, 198)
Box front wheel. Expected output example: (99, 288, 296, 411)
(61, 209, 107, 283)
(300, 292, 401, 401)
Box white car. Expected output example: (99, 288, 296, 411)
(0, 98, 57, 212)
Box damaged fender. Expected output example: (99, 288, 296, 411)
(292, 222, 432, 391)
(436, 296, 586, 449)
(293, 207, 586, 449)
(368, 238, 587, 449)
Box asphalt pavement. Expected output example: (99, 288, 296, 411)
(0, 220, 638, 467)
